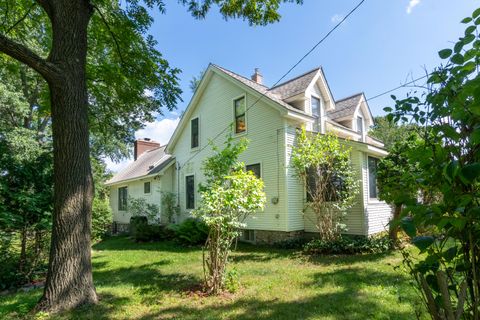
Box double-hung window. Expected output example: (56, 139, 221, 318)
(234, 96, 246, 134)
(185, 175, 195, 209)
(357, 116, 364, 135)
(311, 96, 321, 132)
(306, 166, 345, 202)
(144, 181, 151, 194)
(191, 118, 199, 149)
(246, 163, 261, 178)
(368, 157, 379, 199)
(118, 186, 128, 211)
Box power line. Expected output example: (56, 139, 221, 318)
(365, 73, 429, 102)
(178, 0, 367, 169)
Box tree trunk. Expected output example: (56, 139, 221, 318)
(389, 204, 402, 248)
(36, 1, 97, 312)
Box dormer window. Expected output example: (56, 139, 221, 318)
(311, 96, 320, 117)
(311, 96, 322, 132)
(356, 116, 364, 135)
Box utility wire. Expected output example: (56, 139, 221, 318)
(365, 73, 429, 102)
(178, 0, 367, 169)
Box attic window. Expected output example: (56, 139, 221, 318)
(311, 96, 321, 132)
(191, 118, 199, 148)
(234, 96, 246, 134)
(357, 116, 364, 135)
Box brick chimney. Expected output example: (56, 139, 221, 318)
(134, 138, 160, 160)
(251, 68, 263, 85)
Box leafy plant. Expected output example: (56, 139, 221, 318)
(168, 218, 208, 245)
(161, 192, 180, 223)
(290, 129, 359, 241)
(128, 197, 160, 224)
(193, 134, 266, 294)
(224, 268, 241, 294)
(303, 235, 392, 255)
(386, 9, 480, 319)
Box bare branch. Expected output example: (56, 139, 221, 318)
(0, 33, 59, 81)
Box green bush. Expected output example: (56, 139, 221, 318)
(129, 216, 175, 242)
(168, 218, 208, 245)
(273, 237, 308, 249)
(92, 197, 112, 242)
(303, 235, 392, 255)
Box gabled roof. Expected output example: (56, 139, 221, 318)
(211, 64, 310, 115)
(269, 68, 320, 99)
(327, 93, 363, 120)
(106, 146, 174, 185)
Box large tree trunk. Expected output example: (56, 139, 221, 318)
(36, 1, 97, 312)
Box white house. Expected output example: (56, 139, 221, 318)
(106, 64, 391, 243)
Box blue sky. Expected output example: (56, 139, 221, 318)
(108, 0, 479, 171)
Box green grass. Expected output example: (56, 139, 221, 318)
(0, 236, 425, 320)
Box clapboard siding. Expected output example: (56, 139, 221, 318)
(171, 73, 288, 231)
(361, 152, 392, 235)
(110, 177, 162, 224)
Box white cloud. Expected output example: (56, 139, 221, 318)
(105, 117, 180, 173)
(331, 14, 345, 24)
(406, 0, 421, 14)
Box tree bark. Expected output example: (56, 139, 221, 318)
(35, 1, 98, 312)
(389, 204, 402, 248)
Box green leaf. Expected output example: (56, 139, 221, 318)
(383, 107, 392, 112)
(461, 17, 473, 23)
(443, 246, 457, 262)
(463, 34, 476, 44)
(454, 41, 464, 53)
(465, 25, 476, 35)
(412, 236, 435, 251)
(473, 8, 480, 18)
(451, 53, 465, 65)
(438, 49, 452, 59)
(401, 216, 416, 238)
(459, 163, 480, 183)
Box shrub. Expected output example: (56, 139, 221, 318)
(168, 218, 208, 245)
(224, 268, 240, 293)
(92, 197, 112, 242)
(273, 237, 308, 249)
(303, 235, 392, 255)
(129, 216, 175, 242)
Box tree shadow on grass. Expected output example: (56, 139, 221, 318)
(93, 236, 201, 253)
(137, 267, 419, 320)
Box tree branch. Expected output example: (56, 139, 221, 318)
(0, 33, 59, 81)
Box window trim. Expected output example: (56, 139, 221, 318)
(143, 181, 151, 195)
(118, 186, 128, 211)
(367, 156, 379, 200)
(233, 94, 247, 135)
(245, 162, 262, 179)
(310, 94, 323, 133)
(191, 117, 200, 150)
(356, 115, 364, 135)
(185, 174, 195, 210)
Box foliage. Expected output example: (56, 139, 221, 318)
(303, 235, 392, 255)
(0, 128, 52, 288)
(224, 267, 240, 293)
(386, 9, 480, 319)
(129, 216, 174, 242)
(128, 196, 160, 224)
(91, 197, 112, 243)
(161, 192, 180, 223)
(273, 237, 309, 249)
(193, 135, 266, 294)
(369, 116, 420, 150)
(290, 129, 359, 241)
(377, 133, 423, 245)
(168, 218, 209, 245)
(189, 68, 206, 93)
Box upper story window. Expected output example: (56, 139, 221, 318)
(246, 163, 261, 178)
(311, 96, 321, 117)
(118, 186, 128, 211)
(144, 181, 151, 194)
(191, 118, 199, 148)
(357, 116, 364, 135)
(368, 156, 379, 199)
(311, 96, 322, 132)
(185, 175, 195, 209)
(306, 166, 345, 202)
(234, 96, 246, 134)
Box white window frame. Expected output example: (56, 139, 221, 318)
(185, 174, 196, 210)
(118, 185, 128, 212)
(367, 155, 380, 202)
(245, 162, 262, 179)
(232, 94, 247, 136)
(190, 117, 200, 151)
(143, 181, 152, 195)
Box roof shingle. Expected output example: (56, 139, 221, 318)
(327, 93, 363, 120)
(269, 68, 320, 100)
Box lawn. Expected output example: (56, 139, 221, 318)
(0, 236, 425, 320)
